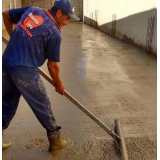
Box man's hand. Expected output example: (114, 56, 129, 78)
(47, 60, 65, 95)
(55, 83, 65, 95)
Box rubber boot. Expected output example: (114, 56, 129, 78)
(2, 142, 11, 150)
(2, 131, 11, 150)
(48, 129, 68, 151)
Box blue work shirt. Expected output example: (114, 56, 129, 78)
(2, 6, 61, 78)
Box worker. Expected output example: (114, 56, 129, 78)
(2, 0, 79, 151)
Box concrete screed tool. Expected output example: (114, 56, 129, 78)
(2, 36, 128, 160)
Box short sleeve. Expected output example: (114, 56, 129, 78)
(9, 6, 31, 24)
(46, 34, 61, 62)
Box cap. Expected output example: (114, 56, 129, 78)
(54, 0, 80, 21)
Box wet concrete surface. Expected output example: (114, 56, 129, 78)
(2, 22, 157, 159)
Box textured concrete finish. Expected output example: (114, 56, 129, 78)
(2, 22, 157, 159)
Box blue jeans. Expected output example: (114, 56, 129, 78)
(2, 70, 59, 136)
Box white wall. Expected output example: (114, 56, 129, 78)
(84, 0, 157, 54)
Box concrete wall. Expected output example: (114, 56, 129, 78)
(2, 0, 22, 31)
(70, 0, 83, 21)
(2, 0, 22, 12)
(84, 0, 157, 54)
(22, 0, 83, 21)
(2, 0, 83, 31)
(22, 0, 53, 10)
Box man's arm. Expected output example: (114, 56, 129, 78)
(2, 6, 31, 37)
(47, 60, 65, 95)
(2, 11, 14, 37)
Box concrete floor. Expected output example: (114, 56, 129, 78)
(2, 22, 157, 160)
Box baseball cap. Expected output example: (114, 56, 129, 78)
(54, 0, 80, 21)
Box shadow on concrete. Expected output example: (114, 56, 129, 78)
(84, 8, 157, 54)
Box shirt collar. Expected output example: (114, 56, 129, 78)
(45, 10, 61, 31)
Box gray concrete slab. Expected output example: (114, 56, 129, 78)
(2, 22, 157, 160)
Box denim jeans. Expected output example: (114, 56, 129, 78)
(2, 70, 59, 135)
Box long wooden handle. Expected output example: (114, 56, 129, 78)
(39, 69, 121, 140)
(2, 35, 121, 140)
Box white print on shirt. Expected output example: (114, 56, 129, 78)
(19, 12, 43, 37)
(26, 21, 33, 29)
(28, 13, 39, 25)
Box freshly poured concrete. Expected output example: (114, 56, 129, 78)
(2, 22, 157, 159)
